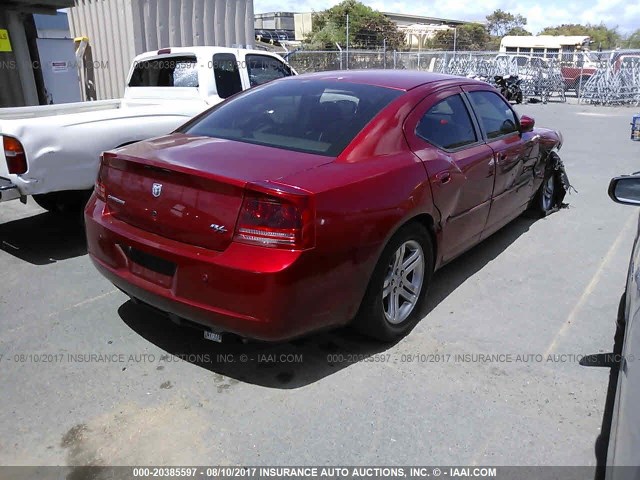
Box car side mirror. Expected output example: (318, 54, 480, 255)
(519, 115, 535, 133)
(609, 175, 640, 206)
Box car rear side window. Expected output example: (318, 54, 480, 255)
(246, 54, 293, 87)
(416, 94, 477, 150)
(213, 53, 243, 99)
(182, 80, 403, 157)
(467, 91, 518, 139)
(128, 56, 198, 87)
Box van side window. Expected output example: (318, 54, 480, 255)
(212, 53, 243, 99)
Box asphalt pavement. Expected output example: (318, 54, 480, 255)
(1, 101, 639, 469)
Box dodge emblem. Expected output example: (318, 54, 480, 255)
(152, 183, 162, 198)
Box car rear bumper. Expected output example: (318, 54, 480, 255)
(85, 196, 356, 341)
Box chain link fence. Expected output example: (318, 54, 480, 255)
(286, 49, 640, 106)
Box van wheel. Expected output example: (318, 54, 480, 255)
(353, 223, 434, 342)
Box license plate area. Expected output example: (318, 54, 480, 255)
(126, 246, 176, 275)
(124, 246, 176, 287)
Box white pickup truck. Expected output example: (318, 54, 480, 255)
(0, 46, 295, 212)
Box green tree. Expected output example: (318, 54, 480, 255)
(486, 9, 528, 37)
(507, 27, 532, 36)
(625, 29, 640, 49)
(430, 23, 491, 51)
(306, 0, 405, 50)
(538, 23, 621, 49)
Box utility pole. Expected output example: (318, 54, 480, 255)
(453, 27, 457, 59)
(346, 14, 349, 70)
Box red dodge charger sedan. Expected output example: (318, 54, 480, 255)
(85, 71, 563, 342)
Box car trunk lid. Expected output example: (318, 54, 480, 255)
(100, 133, 330, 251)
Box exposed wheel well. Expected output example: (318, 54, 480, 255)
(402, 213, 438, 267)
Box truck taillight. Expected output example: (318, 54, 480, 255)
(3, 136, 27, 174)
(234, 187, 315, 250)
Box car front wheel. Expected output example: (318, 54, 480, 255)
(529, 152, 564, 217)
(354, 223, 434, 342)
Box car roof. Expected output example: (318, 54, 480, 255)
(282, 69, 485, 91)
(133, 46, 285, 62)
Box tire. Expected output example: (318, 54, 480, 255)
(353, 223, 434, 342)
(32, 193, 60, 212)
(530, 159, 558, 217)
(32, 190, 93, 216)
(616, 291, 627, 331)
(515, 91, 523, 104)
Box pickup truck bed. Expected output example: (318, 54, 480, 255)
(0, 46, 295, 212)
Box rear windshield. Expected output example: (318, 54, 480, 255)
(128, 56, 199, 87)
(181, 80, 403, 157)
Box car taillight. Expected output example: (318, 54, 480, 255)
(3, 136, 27, 174)
(95, 155, 107, 201)
(234, 186, 315, 250)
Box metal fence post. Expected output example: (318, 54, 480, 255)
(578, 62, 584, 103)
(383, 38, 387, 69)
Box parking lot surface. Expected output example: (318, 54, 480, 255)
(1, 102, 639, 468)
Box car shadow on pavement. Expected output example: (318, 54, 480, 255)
(118, 300, 392, 389)
(424, 216, 536, 314)
(0, 212, 86, 265)
(118, 215, 538, 389)
(583, 295, 626, 480)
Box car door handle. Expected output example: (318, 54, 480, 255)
(435, 171, 451, 185)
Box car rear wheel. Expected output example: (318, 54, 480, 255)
(354, 223, 434, 342)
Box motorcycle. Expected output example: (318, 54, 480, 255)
(494, 75, 523, 104)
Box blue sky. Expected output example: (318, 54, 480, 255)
(254, 0, 640, 35)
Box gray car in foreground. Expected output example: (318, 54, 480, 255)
(606, 174, 640, 478)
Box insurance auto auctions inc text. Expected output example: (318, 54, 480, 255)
(253, 467, 497, 477)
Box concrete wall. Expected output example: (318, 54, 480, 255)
(68, 0, 255, 99)
(0, 10, 38, 107)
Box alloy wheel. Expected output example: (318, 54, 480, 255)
(541, 175, 555, 212)
(382, 240, 425, 325)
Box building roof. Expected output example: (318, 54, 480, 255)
(253, 10, 471, 27)
(382, 12, 469, 27)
